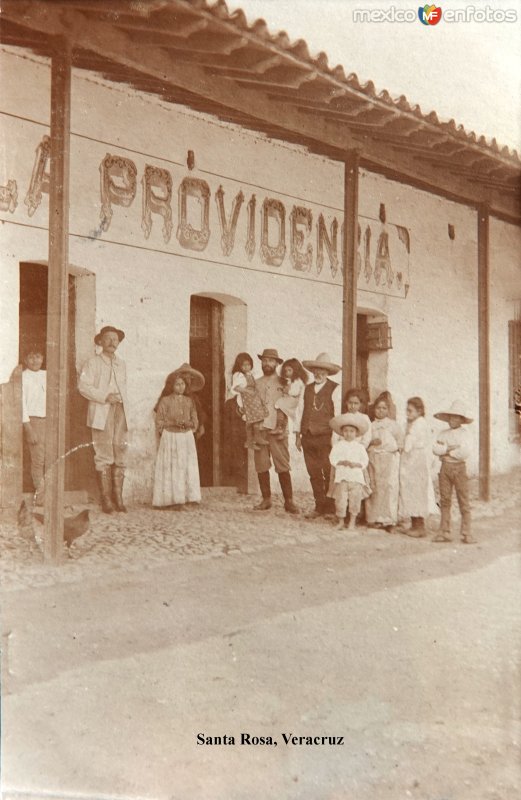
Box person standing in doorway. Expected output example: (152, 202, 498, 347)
(78, 325, 129, 514)
(294, 352, 342, 518)
(21, 346, 47, 503)
(253, 348, 299, 514)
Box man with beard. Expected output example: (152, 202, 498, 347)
(253, 348, 299, 514)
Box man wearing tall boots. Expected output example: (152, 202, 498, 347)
(294, 352, 342, 518)
(253, 348, 299, 514)
(79, 325, 129, 514)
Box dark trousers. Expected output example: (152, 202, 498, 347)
(439, 461, 471, 537)
(302, 432, 333, 512)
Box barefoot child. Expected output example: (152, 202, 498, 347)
(231, 353, 269, 450)
(432, 400, 475, 544)
(273, 358, 307, 438)
(329, 413, 370, 530)
(153, 366, 203, 508)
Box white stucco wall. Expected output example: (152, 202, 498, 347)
(1, 46, 519, 501)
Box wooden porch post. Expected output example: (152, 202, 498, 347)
(342, 152, 360, 400)
(43, 42, 72, 563)
(477, 203, 491, 501)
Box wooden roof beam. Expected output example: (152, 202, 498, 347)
(116, 18, 210, 39)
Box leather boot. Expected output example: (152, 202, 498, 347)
(112, 466, 127, 512)
(279, 471, 299, 514)
(254, 471, 272, 510)
(98, 467, 114, 514)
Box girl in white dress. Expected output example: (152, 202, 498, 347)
(366, 393, 403, 531)
(398, 396, 435, 536)
(153, 367, 203, 508)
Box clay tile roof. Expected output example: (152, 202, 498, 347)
(202, 0, 519, 164)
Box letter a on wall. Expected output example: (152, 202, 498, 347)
(25, 136, 51, 217)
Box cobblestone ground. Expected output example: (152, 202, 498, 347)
(1, 468, 519, 592)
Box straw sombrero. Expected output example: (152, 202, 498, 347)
(172, 362, 205, 392)
(434, 400, 473, 425)
(302, 352, 341, 375)
(329, 412, 369, 436)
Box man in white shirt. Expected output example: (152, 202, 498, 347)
(22, 347, 47, 500)
(78, 325, 129, 514)
(294, 352, 341, 518)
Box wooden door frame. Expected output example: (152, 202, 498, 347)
(15, 260, 96, 503)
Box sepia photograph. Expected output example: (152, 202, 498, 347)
(0, 0, 520, 797)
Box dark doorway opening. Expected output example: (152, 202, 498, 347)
(18, 262, 95, 495)
(189, 296, 225, 487)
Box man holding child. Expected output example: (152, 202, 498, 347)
(252, 348, 299, 514)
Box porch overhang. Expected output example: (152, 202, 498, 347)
(1, 0, 520, 225)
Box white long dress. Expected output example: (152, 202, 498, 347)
(398, 415, 435, 519)
(366, 417, 403, 526)
(153, 394, 201, 506)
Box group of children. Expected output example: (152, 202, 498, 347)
(152, 352, 474, 544)
(325, 392, 474, 543)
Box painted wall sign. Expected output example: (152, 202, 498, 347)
(3, 134, 411, 298)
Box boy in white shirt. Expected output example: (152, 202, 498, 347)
(22, 347, 47, 501)
(432, 400, 474, 544)
(329, 412, 370, 530)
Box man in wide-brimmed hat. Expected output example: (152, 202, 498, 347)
(78, 325, 129, 514)
(252, 348, 299, 514)
(294, 352, 342, 518)
(432, 399, 475, 544)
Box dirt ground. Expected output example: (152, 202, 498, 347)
(1, 469, 520, 800)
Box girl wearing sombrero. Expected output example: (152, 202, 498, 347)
(432, 400, 475, 544)
(152, 364, 204, 509)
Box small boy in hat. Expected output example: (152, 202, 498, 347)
(329, 412, 370, 530)
(432, 400, 474, 544)
(78, 325, 129, 514)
